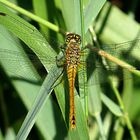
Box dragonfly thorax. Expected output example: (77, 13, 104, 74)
(66, 42, 80, 67)
(65, 33, 81, 67)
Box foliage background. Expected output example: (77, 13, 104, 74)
(0, 0, 140, 140)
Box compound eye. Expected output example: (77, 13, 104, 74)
(65, 38, 70, 44)
(75, 35, 81, 44)
(65, 33, 73, 44)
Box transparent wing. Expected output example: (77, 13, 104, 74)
(0, 25, 59, 84)
(78, 38, 140, 87)
(0, 13, 140, 87)
(102, 39, 140, 60)
(1, 35, 140, 86)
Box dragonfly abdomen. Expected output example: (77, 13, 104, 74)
(67, 65, 77, 129)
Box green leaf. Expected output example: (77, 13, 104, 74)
(0, 129, 4, 140)
(0, 3, 65, 140)
(32, 0, 48, 33)
(84, 0, 106, 32)
(101, 93, 123, 116)
(61, 0, 81, 33)
(5, 128, 16, 140)
(95, 2, 140, 43)
(0, 3, 57, 71)
(16, 67, 63, 140)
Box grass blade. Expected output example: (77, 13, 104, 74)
(0, 3, 66, 139)
(84, 0, 106, 32)
(16, 66, 63, 140)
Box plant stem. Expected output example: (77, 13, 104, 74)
(87, 45, 140, 77)
(0, 0, 65, 34)
(110, 81, 137, 140)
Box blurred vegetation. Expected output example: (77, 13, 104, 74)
(0, 0, 140, 140)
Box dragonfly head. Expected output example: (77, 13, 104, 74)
(65, 33, 81, 45)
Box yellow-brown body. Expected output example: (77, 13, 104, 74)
(65, 33, 81, 129)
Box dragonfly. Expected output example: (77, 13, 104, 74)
(0, 12, 140, 129)
(65, 33, 81, 129)
(1, 28, 140, 129)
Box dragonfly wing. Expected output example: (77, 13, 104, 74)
(77, 46, 134, 88)
(102, 39, 140, 63)
(0, 26, 57, 84)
